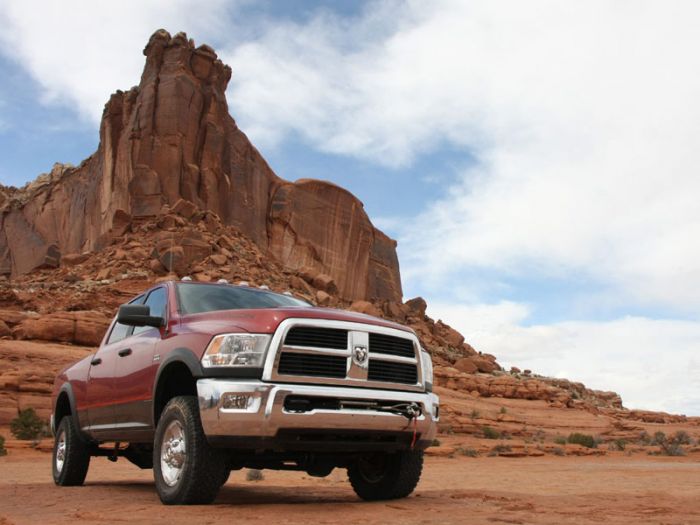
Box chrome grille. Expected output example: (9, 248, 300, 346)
(284, 326, 348, 349)
(278, 353, 347, 378)
(268, 319, 424, 392)
(369, 333, 415, 358)
(368, 360, 418, 384)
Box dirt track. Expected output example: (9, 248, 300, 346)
(1, 449, 699, 525)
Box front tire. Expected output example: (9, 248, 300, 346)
(153, 396, 225, 505)
(52, 415, 91, 486)
(348, 450, 423, 501)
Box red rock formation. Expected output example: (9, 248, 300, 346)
(0, 30, 401, 303)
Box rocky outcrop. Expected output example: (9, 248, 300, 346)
(0, 30, 401, 303)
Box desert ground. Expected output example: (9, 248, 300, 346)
(1, 445, 699, 525)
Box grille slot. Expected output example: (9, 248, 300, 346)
(368, 360, 418, 385)
(278, 352, 347, 378)
(369, 333, 415, 358)
(284, 326, 348, 350)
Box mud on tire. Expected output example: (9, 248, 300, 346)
(348, 450, 424, 501)
(153, 395, 225, 505)
(52, 415, 91, 486)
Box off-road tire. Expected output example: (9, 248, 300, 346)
(348, 450, 423, 501)
(52, 415, 91, 486)
(153, 396, 225, 505)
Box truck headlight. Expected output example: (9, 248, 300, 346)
(201, 333, 271, 368)
(421, 349, 434, 392)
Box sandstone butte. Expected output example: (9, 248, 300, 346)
(0, 31, 698, 455)
(0, 29, 401, 304)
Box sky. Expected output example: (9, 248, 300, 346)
(0, 0, 699, 415)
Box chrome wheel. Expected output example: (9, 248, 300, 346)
(55, 430, 66, 474)
(160, 420, 186, 487)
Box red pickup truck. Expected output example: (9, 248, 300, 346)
(51, 280, 438, 504)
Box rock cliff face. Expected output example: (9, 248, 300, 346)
(0, 30, 401, 303)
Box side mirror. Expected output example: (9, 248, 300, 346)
(116, 304, 164, 328)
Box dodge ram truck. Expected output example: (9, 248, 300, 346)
(51, 280, 439, 504)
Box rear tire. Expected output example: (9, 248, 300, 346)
(153, 396, 225, 505)
(52, 415, 91, 486)
(348, 450, 423, 501)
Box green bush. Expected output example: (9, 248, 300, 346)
(482, 426, 501, 439)
(499, 407, 507, 414)
(10, 408, 49, 440)
(610, 439, 627, 451)
(431, 438, 441, 447)
(567, 433, 597, 449)
(470, 409, 480, 419)
(554, 435, 567, 445)
(0, 435, 7, 457)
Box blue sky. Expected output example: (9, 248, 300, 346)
(1, 1, 699, 415)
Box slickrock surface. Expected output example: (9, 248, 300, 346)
(0, 30, 401, 303)
(1, 449, 699, 525)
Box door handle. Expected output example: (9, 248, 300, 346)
(91, 357, 102, 366)
(118, 348, 132, 357)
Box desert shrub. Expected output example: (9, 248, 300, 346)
(246, 469, 264, 481)
(567, 433, 597, 449)
(0, 435, 6, 457)
(554, 435, 567, 445)
(651, 431, 667, 446)
(470, 409, 480, 419)
(637, 430, 651, 445)
(488, 444, 512, 457)
(456, 447, 479, 457)
(431, 438, 441, 447)
(10, 409, 49, 440)
(499, 407, 507, 414)
(652, 432, 689, 457)
(609, 439, 627, 451)
(551, 446, 566, 456)
(673, 431, 692, 445)
(482, 426, 500, 439)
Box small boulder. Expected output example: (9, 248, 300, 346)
(315, 290, 331, 306)
(172, 198, 197, 219)
(349, 300, 382, 318)
(454, 357, 478, 374)
(404, 297, 427, 318)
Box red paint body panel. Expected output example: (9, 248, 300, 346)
(52, 281, 415, 434)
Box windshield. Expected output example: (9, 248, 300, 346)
(176, 283, 310, 314)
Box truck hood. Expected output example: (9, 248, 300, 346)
(179, 306, 412, 335)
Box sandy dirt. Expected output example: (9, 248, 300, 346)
(1, 448, 699, 525)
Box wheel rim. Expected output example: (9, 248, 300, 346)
(55, 429, 66, 474)
(160, 420, 187, 487)
(357, 454, 388, 483)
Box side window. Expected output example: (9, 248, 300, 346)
(106, 294, 144, 345)
(133, 287, 167, 335)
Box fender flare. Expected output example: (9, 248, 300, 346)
(151, 347, 204, 425)
(54, 382, 79, 432)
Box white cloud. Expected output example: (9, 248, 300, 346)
(0, 0, 232, 123)
(224, 1, 700, 313)
(429, 301, 700, 415)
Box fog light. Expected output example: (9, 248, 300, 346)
(222, 393, 250, 410)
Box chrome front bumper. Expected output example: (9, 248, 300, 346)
(196, 379, 439, 446)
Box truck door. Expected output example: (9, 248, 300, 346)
(84, 294, 144, 435)
(113, 286, 168, 431)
